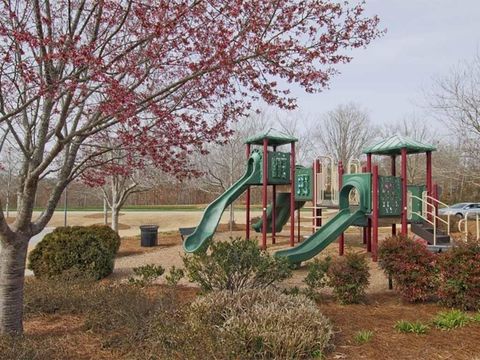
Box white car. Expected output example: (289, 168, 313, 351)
(438, 203, 480, 219)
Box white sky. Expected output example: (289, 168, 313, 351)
(279, 0, 480, 129)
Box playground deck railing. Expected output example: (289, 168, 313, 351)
(408, 193, 451, 246)
(458, 212, 480, 240)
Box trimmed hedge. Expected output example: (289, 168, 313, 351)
(438, 239, 480, 310)
(378, 235, 438, 302)
(28, 226, 120, 280)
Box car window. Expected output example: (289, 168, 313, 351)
(451, 203, 467, 209)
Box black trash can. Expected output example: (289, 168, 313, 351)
(140, 225, 158, 247)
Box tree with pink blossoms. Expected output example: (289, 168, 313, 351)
(0, 0, 382, 334)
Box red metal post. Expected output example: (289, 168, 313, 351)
(314, 159, 322, 231)
(362, 165, 367, 244)
(338, 161, 344, 256)
(372, 164, 379, 261)
(426, 151, 432, 221)
(366, 153, 372, 172)
(391, 155, 397, 236)
(246, 144, 251, 239)
(262, 139, 268, 250)
(290, 142, 295, 247)
(401, 147, 408, 235)
(272, 146, 277, 244)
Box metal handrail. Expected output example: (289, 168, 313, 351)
(409, 194, 452, 246)
(458, 212, 480, 240)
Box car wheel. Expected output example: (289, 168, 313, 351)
(455, 213, 463, 219)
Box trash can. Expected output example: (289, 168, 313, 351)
(140, 225, 158, 247)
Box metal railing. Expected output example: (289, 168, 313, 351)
(458, 212, 480, 240)
(407, 193, 451, 246)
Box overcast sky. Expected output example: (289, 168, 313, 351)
(282, 0, 480, 130)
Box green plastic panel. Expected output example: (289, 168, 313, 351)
(340, 173, 372, 213)
(408, 185, 426, 223)
(267, 151, 291, 185)
(295, 167, 313, 201)
(378, 176, 402, 217)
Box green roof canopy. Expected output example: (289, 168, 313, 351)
(245, 128, 298, 146)
(363, 135, 436, 156)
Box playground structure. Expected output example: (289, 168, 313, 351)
(184, 131, 455, 266)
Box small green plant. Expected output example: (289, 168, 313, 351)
(472, 312, 480, 323)
(327, 253, 370, 304)
(183, 238, 292, 292)
(394, 320, 429, 334)
(433, 309, 471, 330)
(165, 266, 185, 286)
(128, 264, 165, 287)
(354, 330, 373, 344)
(303, 257, 331, 299)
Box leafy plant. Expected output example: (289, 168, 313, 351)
(437, 239, 480, 310)
(433, 310, 471, 330)
(165, 266, 185, 286)
(394, 320, 429, 334)
(183, 238, 292, 292)
(128, 264, 165, 287)
(327, 253, 369, 304)
(354, 330, 373, 344)
(188, 288, 333, 359)
(303, 257, 331, 298)
(28, 227, 116, 280)
(378, 235, 439, 302)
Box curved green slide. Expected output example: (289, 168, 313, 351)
(183, 151, 262, 253)
(275, 173, 371, 265)
(252, 192, 305, 233)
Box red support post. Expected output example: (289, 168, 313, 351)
(372, 164, 379, 261)
(290, 142, 296, 247)
(362, 164, 367, 245)
(272, 146, 277, 244)
(262, 139, 268, 250)
(366, 157, 373, 252)
(401, 147, 408, 235)
(426, 151, 432, 221)
(366, 153, 372, 172)
(338, 161, 344, 256)
(246, 144, 251, 240)
(391, 155, 397, 236)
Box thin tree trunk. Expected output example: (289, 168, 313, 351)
(111, 206, 120, 233)
(0, 236, 29, 334)
(103, 198, 108, 225)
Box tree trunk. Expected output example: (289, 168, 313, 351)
(0, 236, 29, 334)
(103, 198, 108, 225)
(111, 206, 120, 233)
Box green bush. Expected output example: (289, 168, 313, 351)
(354, 330, 374, 344)
(28, 226, 117, 280)
(437, 239, 480, 310)
(128, 264, 165, 287)
(165, 266, 185, 286)
(378, 235, 438, 302)
(188, 288, 333, 359)
(52, 225, 120, 254)
(183, 238, 292, 292)
(303, 257, 331, 298)
(327, 253, 370, 304)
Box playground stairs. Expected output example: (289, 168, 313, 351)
(411, 221, 451, 246)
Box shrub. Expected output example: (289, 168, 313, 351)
(354, 330, 373, 344)
(433, 309, 471, 330)
(327, 253, 369, 304)
(183, 238, 292, 292)
(188, 288, 333, 359)
(394, 320, 429, 334)
(51, 225, 120, 254)
(303, 257, 331, 298)
(437, 239, 480, 310)
(128, 264, 165, 287)
(165, 266, 185, 286)
(378, 235, 438, 302)
(28, 227, 116, 280)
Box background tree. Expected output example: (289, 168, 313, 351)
(315, 102, 373, 165)
(0, 0, 381, 334)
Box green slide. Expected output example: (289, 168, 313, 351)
(274, 209, 366, 265)
(183, 151, 262, 253)
(252, 192, 305, 233)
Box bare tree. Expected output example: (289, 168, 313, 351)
(315, 103, 373, 165)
